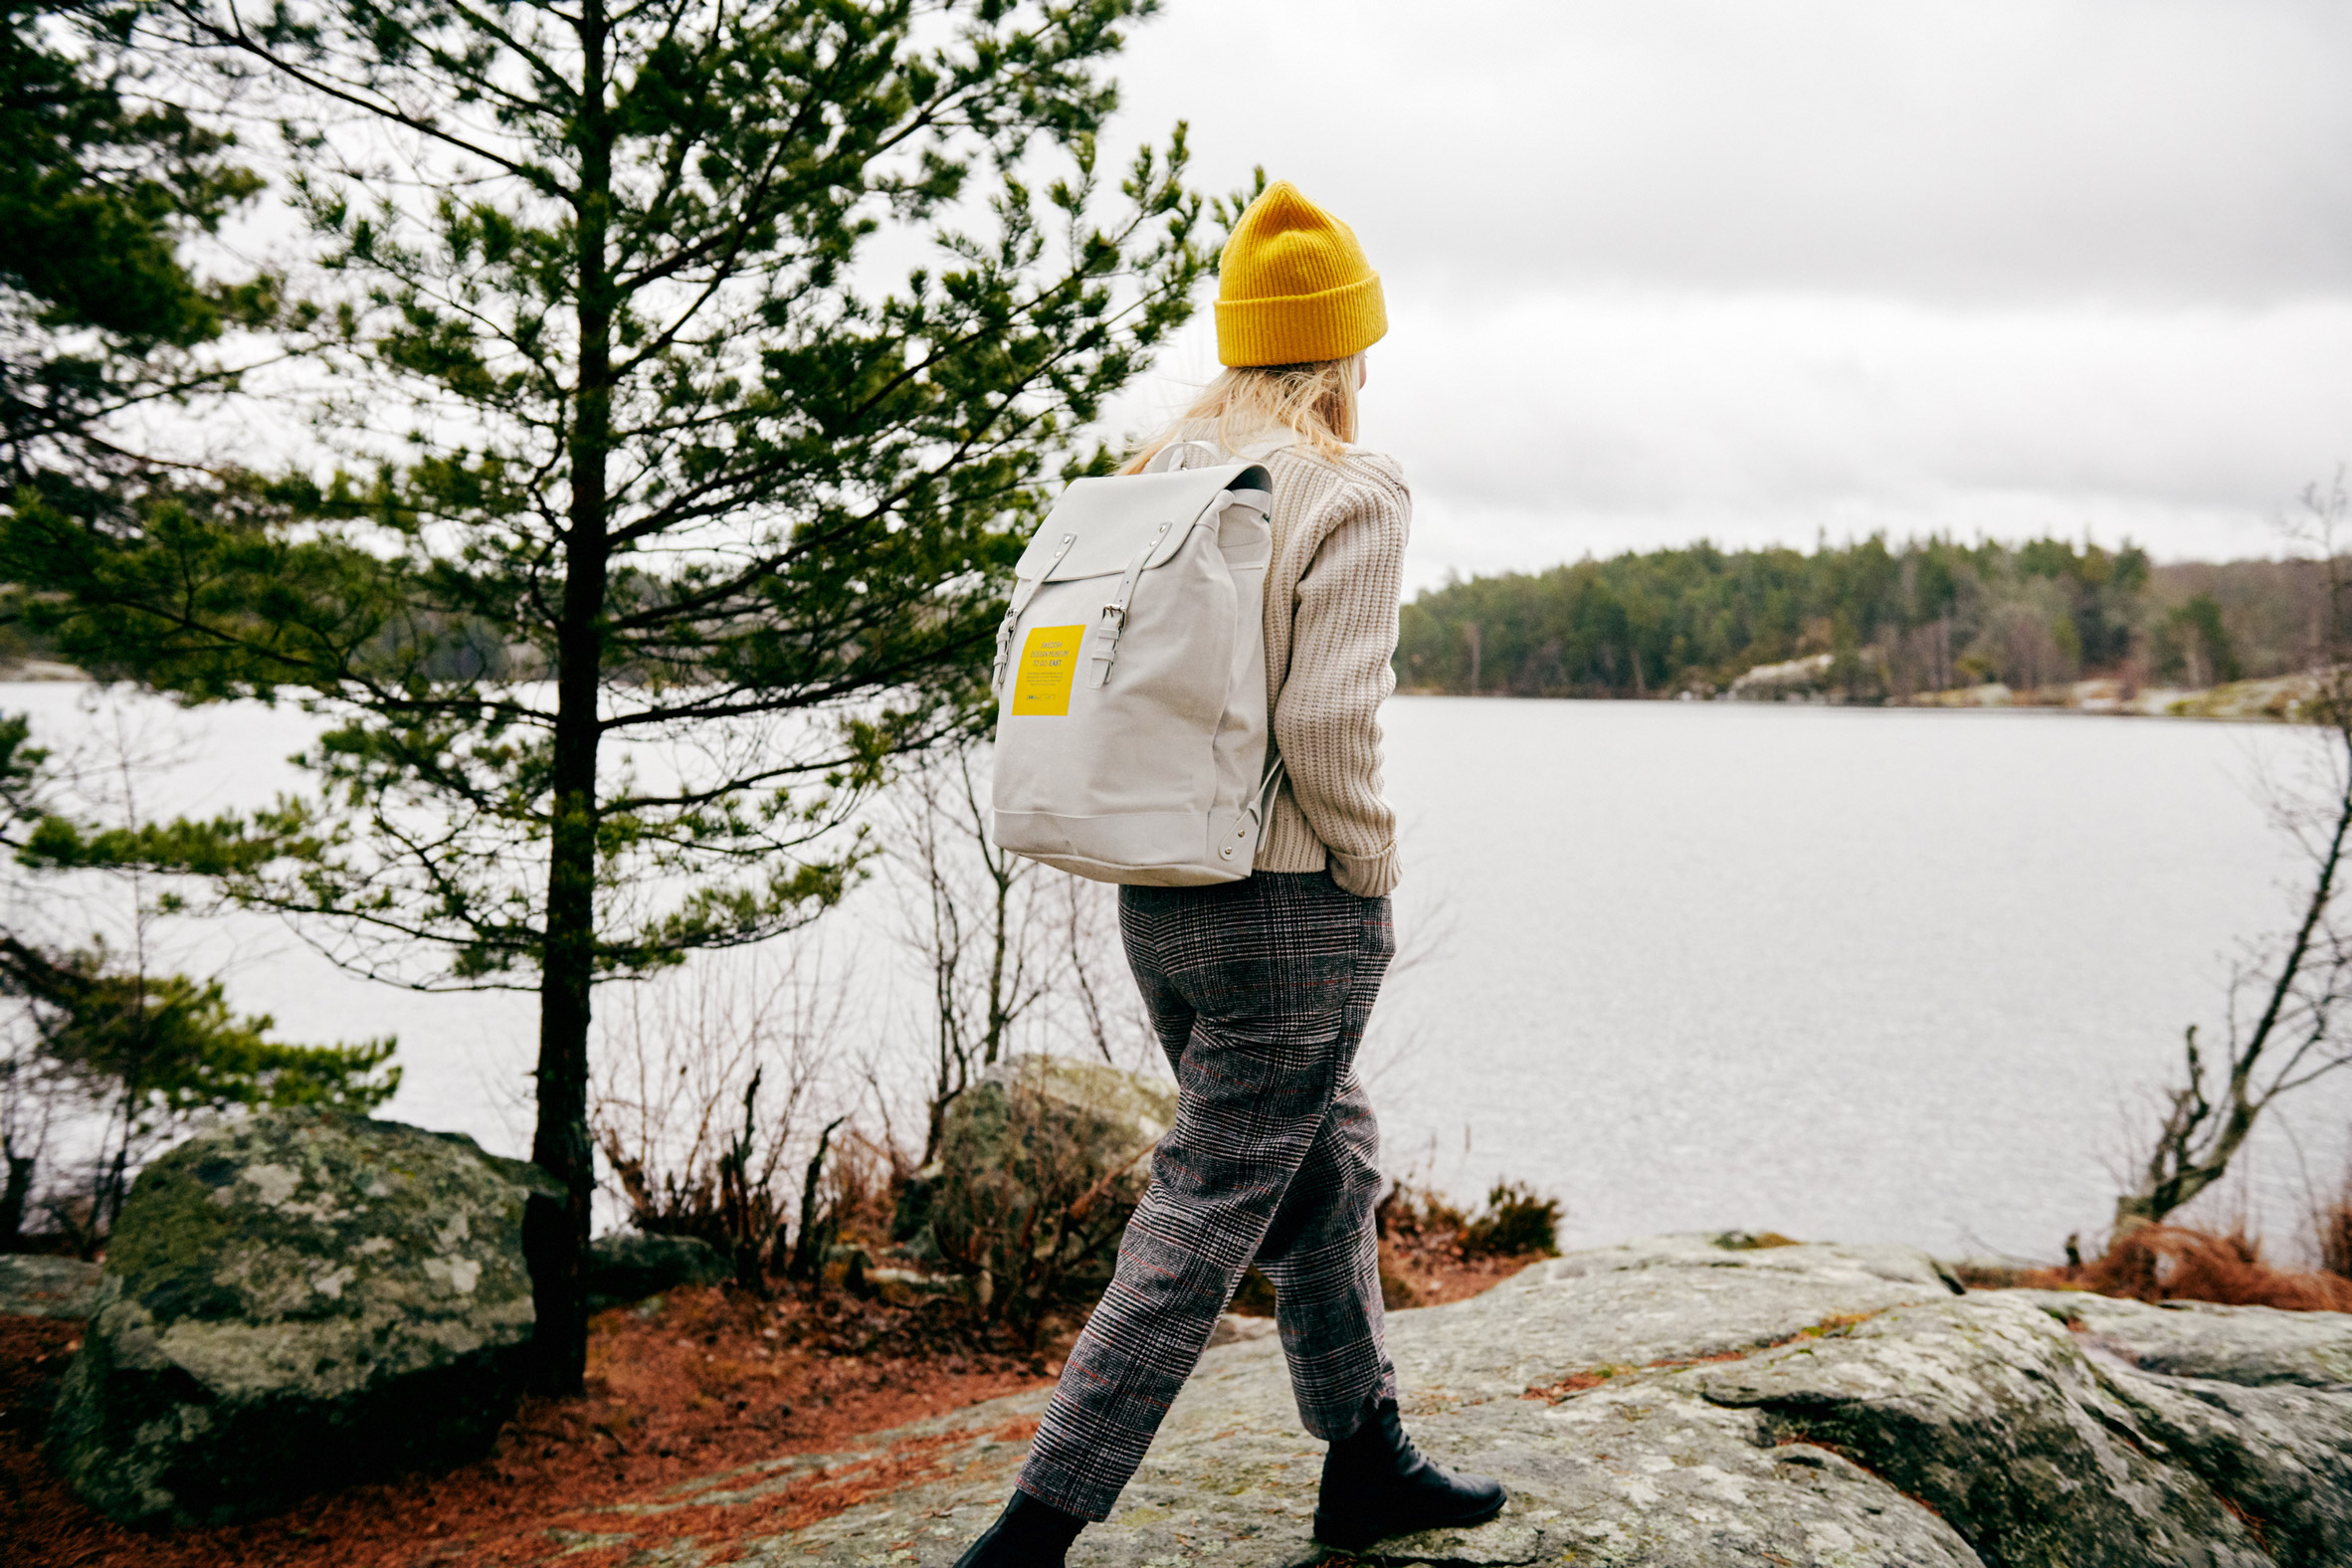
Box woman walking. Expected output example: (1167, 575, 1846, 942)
(956, 181, 1505, 1566)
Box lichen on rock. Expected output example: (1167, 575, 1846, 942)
(891, 1055, 1175, 1313)
(0, 1253, 103, 1318)
(547, 1234, 2352, 1566)
(46, 1106, 559, 1527)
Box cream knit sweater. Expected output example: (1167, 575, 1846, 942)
(1243, 437, 1411, 897)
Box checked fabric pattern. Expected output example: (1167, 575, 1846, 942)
(1018, 872, 1399, 1520)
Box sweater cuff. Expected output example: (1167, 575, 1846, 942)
(1328, 842, 1401, 898)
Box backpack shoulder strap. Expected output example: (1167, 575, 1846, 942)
(1144, 438, 1222, 473)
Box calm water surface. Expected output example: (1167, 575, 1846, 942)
(1371, 697, 2350, 1260)
(5, 685, 2342, 1262)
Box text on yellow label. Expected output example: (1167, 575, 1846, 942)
(1009, 624, 1086, 716)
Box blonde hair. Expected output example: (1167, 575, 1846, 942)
(1122, 355, 1362, 474)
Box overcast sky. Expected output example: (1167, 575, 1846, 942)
(1095, 0, 2352, 586)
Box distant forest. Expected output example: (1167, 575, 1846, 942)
(1394, 539, 2339, 701)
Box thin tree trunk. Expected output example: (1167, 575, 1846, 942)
(984, 859, 1011, 1067)
(0, 1147, 29, 1250)
(2114, 716, 2352, 1233)
(790, 1115, 847, 1284)
(525, 0, 614, 1397)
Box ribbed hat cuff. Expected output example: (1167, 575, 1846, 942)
(1215, 273, 1388, 368)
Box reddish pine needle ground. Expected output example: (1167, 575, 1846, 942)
(4, 1247, 1529, 1568)
(5, 1288, 1053, 1568)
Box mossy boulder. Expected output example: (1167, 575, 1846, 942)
(585, 1231, 730, 1311)
(0, 1254, 103, 1318)
(47, 1107, 558, 1527)
(893, 1056, 1174, 1312)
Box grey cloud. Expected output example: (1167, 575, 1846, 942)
(1117, 0, 2352, 303)
(1094, 1, 2352, 574)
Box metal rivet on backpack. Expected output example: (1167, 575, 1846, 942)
(1219, 846, 1234, 860)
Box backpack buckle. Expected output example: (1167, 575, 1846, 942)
(1086, 521, 1172, 687)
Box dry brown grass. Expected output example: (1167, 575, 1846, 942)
(2022, 1225, 2352, 1312)
(2317, 1192, 2352, 1282)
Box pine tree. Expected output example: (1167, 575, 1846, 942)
(1, 0, 270, 501)
(4, 0, 1212, 1387)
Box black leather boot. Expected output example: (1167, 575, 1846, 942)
(952, 1488, 1088, 1567)
(1313, 1395, 1506, 1550)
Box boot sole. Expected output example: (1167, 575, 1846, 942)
(1311, 1491, 1507, 1551)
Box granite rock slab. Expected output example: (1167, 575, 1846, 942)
(474, 1237, 2352, 1566)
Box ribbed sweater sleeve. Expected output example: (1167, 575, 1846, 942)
(1267, 453, 1409, 896)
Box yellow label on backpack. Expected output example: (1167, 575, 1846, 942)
(1009, 624, 1085, 716)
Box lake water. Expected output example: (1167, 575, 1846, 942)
(3, 684, 2343, 1264)
(1372, 697, 2350, 1262)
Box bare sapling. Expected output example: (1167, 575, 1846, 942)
(1057, 871, 1153, 1071)
(883, 742, 1151, 1165)
(924, 1072, 1151, 1346)
(784, 1113, 848, 1285)
(2116, 476, 2352, 1236)
(887, 745, 1056, 1164)
(591, 949, 849, 1292)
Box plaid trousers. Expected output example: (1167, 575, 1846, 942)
(1018, 872, 1399, 1521)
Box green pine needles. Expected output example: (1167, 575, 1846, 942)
(2, 0, 1216, 1387)
(0, 0, 275, 499)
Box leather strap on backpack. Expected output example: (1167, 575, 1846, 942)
(991, 532, 1078, 697)
(1085, 521, 1172, 688)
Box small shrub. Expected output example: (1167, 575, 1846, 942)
(2318, 1189, 2352, 1281)
(2039, 1225, 2352, 1312)
(1376, 1182, 1468, 1247)
(1226, 1177, 1558, 1322)
(1459, 1182, 1562, 1261)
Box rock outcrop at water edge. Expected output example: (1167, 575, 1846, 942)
(47, 1107, 557, 1527)
(538, 1234, 2352, 1566)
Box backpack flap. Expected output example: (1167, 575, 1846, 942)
(1011, 464, 1273, 582)
(993, 464, 1272, 697)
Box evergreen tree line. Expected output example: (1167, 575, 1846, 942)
(1396, 537, 2337, 701)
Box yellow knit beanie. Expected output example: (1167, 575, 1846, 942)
(1214, 181, 1387, 368)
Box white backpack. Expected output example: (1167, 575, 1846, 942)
(989, 440, 1284, 885)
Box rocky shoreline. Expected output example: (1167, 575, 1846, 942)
(548, 1234, 2352, 1567)
(15, 1187, 2352, 1562)
(1724, 655, 2329, 721)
